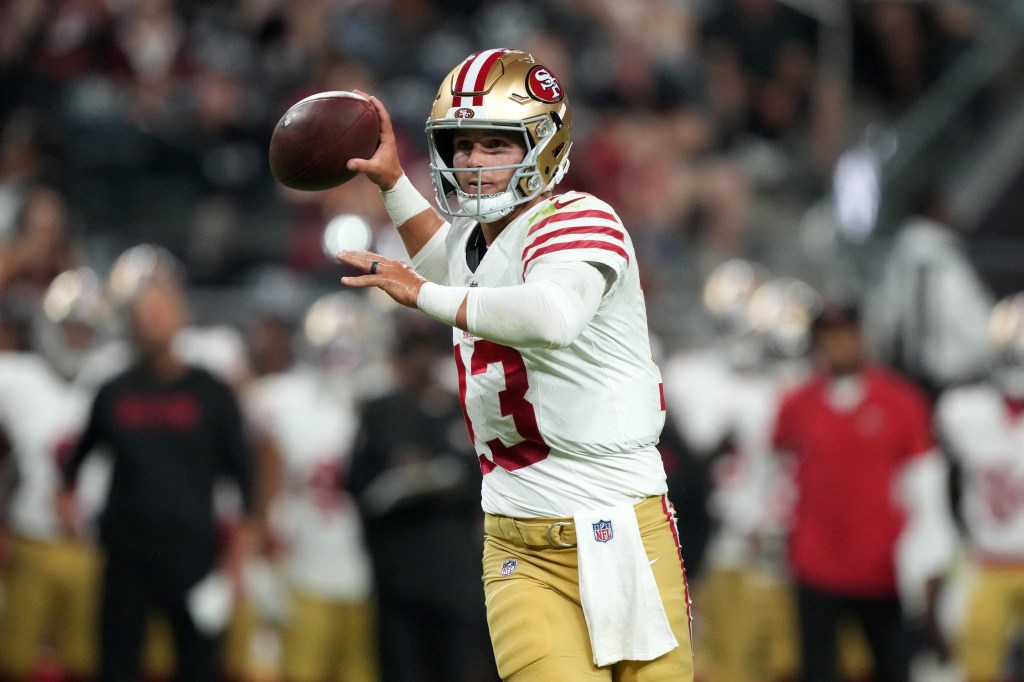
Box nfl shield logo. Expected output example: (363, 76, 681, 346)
(592, 520, 614, 543)
(500, 558, 518, 576)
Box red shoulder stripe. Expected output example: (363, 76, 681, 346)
(522, 240, 629, 277)
(525, 225, 624, 256)
(527, 208, 618, 237)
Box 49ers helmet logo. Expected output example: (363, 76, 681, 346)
(526, 65, 563, 103)
(454, 107, 475, 119)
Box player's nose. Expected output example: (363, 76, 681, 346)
(466, 142, 490, 167)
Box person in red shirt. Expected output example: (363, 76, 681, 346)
(772, 303, 939, 682)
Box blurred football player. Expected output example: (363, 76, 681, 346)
(298, 289, 397, 400)
(663, 265, 819, 682)
(0, 268, 109, 682)
(935, 292, 1024, 682)
(243, 294, 378, 682)
(335, 49, 694, 680)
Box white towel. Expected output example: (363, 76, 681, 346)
(186, 570, 234, 635)
(574, 503, 678, 666)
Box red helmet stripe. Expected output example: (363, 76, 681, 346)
(452, 51, 483, 107)
(453, 48, 510, 107)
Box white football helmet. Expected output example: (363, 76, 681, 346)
(426, 49, 572, 223)
(302, 290, 397, 398)
(748, 277, 822, 360)
(701, 259, 772, 370)
(989, 292, 1024, 397)
(106, 243, 185, 306)
(35, 267, 110, 380)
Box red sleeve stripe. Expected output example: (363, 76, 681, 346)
(527, 208, 619, 236)
(522, 240, 629, 277)
(525, 225, 625, 256)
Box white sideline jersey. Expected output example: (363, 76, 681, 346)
(936, 383, 1024, 560)
(0, 352, 106, 539)
(246, 368, 372, 600)
(438, 192, 667, 518)
(662, 350, 796, 568)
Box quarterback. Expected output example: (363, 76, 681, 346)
(337, 49, 693, 680)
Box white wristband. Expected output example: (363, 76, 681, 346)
(381, 174, 431, 227)
(417, 282, 469, 326)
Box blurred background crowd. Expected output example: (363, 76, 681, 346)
(2, 0, 1024, 681)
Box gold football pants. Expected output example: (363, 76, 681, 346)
(280, 590, 378, 682)
(0, 535, 100, 678)
(482, 495, 694, 682)
(958, 561, 1024, 681)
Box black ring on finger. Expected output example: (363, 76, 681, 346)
(370, 260, 379, 275)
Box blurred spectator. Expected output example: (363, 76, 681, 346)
(772, 302, 956, 682)
(0, 111, 56, 242)
(853, 1, 979, 108)
(864, 182, 995, 402)
(107, 0, 192, 130)
(934, 292, 1024, 682)
(0, 184, 83, 294)
(58, 278, 255, 682)
(0, 268, 108, 682)
(701, 0, 818, 144)
(244, 309, 378, 682)
(348, 324, 497, 682)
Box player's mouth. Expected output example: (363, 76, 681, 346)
(468, 180, 497, 194)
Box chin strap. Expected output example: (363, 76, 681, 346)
(457, 186, 520, 223)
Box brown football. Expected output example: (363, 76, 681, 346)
(269, 91, 380, 191)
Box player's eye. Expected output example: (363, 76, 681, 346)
(483, 137, 511, 150)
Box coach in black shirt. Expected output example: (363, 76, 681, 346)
(59, 279, 253, 682)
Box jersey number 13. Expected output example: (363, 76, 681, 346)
(455, 340, 550, 474)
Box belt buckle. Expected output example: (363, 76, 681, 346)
(545, 521, 574, 548)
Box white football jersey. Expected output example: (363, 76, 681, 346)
(246, 367, 372, 600)
(936, 383, 1024, 559)
(0, 352, 107, 540)
(662, 349, 795, 568)
(174, 324, 251, 385)
(77, 324, 249, 392)
(440, 192, 667, 518)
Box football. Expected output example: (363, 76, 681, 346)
(268, 91, 380, 191)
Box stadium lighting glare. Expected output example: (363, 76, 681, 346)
(321, 213, 372, 259)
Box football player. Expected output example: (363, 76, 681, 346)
(662, 266, 840, 682)
(242, 294, 381, 682)
(336, 49, 694, 680)
(935, 292, 1024, 682)
(0, 268, 110, 682)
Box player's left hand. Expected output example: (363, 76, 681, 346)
(55, 488, 81, 539)
(337, 250, 426, 309)
(221, 521, 255, 601)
